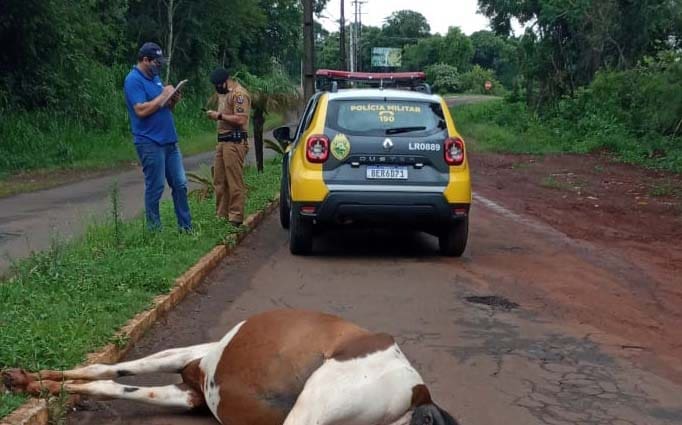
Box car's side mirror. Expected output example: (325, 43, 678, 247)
(273, 126, 293, 144)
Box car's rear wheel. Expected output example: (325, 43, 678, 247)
(439, 217, 468, 257)
(279, 165, 290, 229)
(289, 209, 313, 255)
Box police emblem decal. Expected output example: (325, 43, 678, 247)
(330, 133, 351, 161)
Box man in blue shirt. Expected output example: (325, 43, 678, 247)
(124, 42, 192, 231)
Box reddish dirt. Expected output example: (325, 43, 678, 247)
(470, 151, 682, 382)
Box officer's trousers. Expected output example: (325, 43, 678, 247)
(213, 141, 249, 223)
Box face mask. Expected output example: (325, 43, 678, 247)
(215, 83, 228, 95)
(149, 59, 162, 76)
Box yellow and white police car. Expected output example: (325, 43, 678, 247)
(273, 70, 471, 256)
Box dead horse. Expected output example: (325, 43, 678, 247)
(3, 309, 460, 425)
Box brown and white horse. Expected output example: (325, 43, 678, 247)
(3, 309, 459, 425)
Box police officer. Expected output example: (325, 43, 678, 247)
(206, 68, 251, 226)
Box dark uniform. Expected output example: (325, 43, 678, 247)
(214, 81, 251, 223)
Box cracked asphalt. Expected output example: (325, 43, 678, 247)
(68, 191, 682, 425)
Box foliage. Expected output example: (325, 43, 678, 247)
(460, 65, 507, 96)
(402, 36, 445, 71)
(469, 30, 519, 89)
(187, 164, 215, 201)
(235, 68, 301, 119)
(403, 28, 473, 72)
(0, 161, 282, 418)
(425, 64, 462, 94)
(264, 138, 287, 156)
(234, 67, 300, 171)
(317, 30, 342, 70)
(478, 0, 681, 106)
(453, 99, 682, 173)
(381, 10, 431, 45)
(563, 50, 682, 137)
(438, 27, 475, 71)
(0, 93, 213, 175)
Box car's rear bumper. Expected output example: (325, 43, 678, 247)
(292, 191, 469, 228)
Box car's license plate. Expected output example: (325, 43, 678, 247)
(366, 166, 408, 180)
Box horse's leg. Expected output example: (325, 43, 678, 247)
(2, 342, 216, 390)
(67, 380, 205, 409)
(13, 378, 205, 410)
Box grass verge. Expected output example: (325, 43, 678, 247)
(452, 100, 682, 173)
(0, 158, 282, 418)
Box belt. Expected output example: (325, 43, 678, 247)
(218, 130, 248, 142)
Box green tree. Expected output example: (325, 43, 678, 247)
(381, 10, 431, 46)
(235, 68, 300, 172)
(425, 64, 461, 94)
(402, 36, 444, 70)
(0, 0, 127, 110)
(470, 30, 519, 88)
(358, 26, 384, 71)
(317, 31, 342, 70)
(460, 65, 506, 95)
(402, 28, 472, 72)
(439, 27, 474, 72)
(478, 0, 680, 105)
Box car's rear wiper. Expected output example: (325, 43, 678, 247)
(385, 126, 427, 135)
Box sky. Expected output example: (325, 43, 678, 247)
(318, 0, 495, 36)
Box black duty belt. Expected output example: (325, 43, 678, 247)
(218, 130, 248, 142)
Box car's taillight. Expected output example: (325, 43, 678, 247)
(444, 137, 465, 166)
(306, 135, 330, 163)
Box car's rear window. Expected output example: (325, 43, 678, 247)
(326, 99, 446, 136)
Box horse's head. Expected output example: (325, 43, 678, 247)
(411, 403, 460, 425)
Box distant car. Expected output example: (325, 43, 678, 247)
(273, 69, 471, 256)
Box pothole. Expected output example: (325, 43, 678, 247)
(465, 295, 519, 310)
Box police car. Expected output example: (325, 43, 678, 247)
(273, 70, 471, 256)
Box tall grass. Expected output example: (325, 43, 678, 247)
(0, 63, 216, 177)
(0, 160, 281, 418)
(453, 100, 682, 173)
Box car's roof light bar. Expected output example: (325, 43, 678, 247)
(315, 69, 426, 82)
(315, 69, 430, 94)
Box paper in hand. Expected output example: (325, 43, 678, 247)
(161, 79, 189, 107)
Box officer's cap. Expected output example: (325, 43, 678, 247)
(210, 67, 230, 85)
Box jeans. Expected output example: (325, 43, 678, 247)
(135, 142, 192, 231)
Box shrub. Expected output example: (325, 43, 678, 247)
(425, 63, 461, 94)
(459, 65, 507, 96)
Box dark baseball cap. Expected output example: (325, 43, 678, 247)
(210, 67, 230, 85)
(138, 42, 167, 63)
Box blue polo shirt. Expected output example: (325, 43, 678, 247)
(123, 67, 178, 145)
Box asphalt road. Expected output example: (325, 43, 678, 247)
(0, 138, 279, 276)
(69, 197, 682, 425)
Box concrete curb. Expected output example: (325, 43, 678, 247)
(1, 196, 280, 425)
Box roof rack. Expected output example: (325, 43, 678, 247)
(315, 69, 431, 94)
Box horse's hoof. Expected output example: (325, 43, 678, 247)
(2, 369, 32, 393)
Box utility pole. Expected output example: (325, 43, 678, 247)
(340, 0, 346, 70)
(350, 0, 366, 72)
(303, 0, 315, 101)
(353, 0, 358, 72)
(349, 1, 355, 72)
(357, 0, 365, 71)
